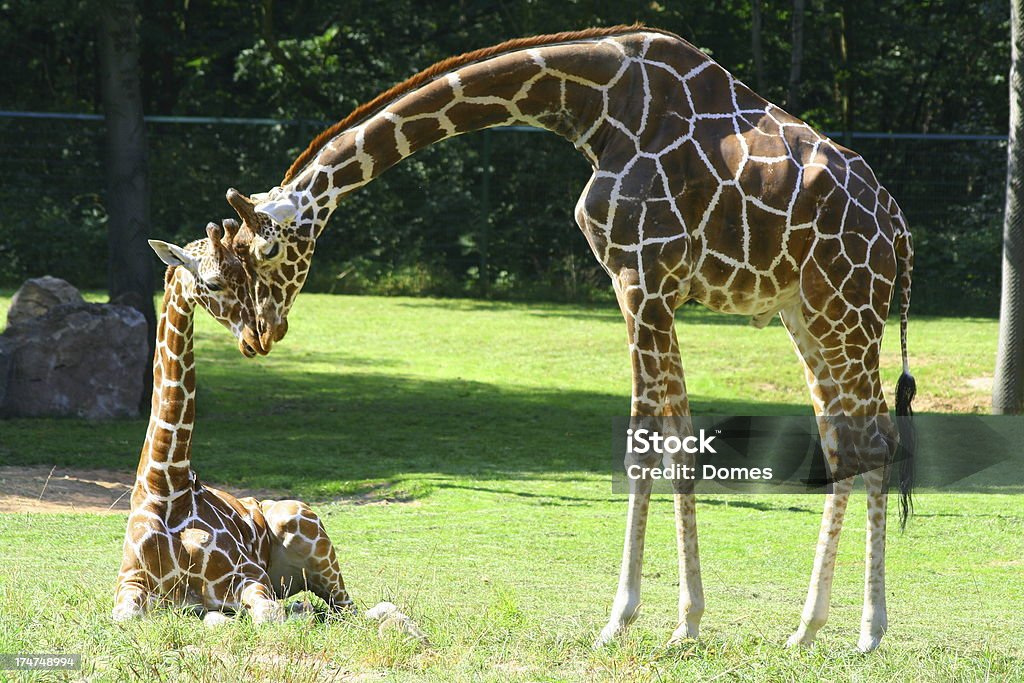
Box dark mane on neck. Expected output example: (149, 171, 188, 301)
(282, 23, 677, 183)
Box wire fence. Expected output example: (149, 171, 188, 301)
(0, 111, 1007, 314)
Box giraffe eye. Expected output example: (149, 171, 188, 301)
(206, 281, 222, 292)
(264, 241, 280, 259)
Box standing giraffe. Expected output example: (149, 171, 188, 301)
(113, 223, 353, 623)
(216, 25, 916, 651)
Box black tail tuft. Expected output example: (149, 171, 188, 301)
(894, 371, 917, 531)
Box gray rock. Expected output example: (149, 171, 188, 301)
(0, 297, 148, 419)
(6, 276, 84, 328)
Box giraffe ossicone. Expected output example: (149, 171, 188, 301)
(212, 24, 916, 651)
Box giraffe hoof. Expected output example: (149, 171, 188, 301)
(667, 621, 699, 646)
(111, 603, 145, 622)
(593, 624, 625, 649)
(286, 600, 315, 621)
(856, 634, 882, 653)
(365, 602, 430, 646)
(203, 610, 233, 627)
(251, 600, 286, 624)
(785, 631, 815, 649)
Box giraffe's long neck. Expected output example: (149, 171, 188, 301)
(287, 33, 679, 235)
(132, 268, 197, 514)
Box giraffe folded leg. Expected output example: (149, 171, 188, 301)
(112, 576, 150, 622)
(261, 500, 354, 613)
(238, 579, 286, 624)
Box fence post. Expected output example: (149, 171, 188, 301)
(480, 128, 491, 296)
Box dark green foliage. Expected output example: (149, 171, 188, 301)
(0, 0, 1012, 313)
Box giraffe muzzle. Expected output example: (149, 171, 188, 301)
(240, 325, 269, 357)
(259, 328, 275, 354)
(252, 317, 288, 355)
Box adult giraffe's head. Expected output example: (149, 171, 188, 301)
(148, 220, 267, 358)
(224, 186, 315, 353)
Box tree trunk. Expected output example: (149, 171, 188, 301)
(751, 0, 766, 93)
(99, 0, 155, 412)
(993, 0, 1024, 415)
(787, 0, 806, 113)
(836, 2, 852, 146)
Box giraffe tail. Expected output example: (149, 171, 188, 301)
(894, 227, 916, 531)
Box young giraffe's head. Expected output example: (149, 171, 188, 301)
(223, 187, 314, 353)
(148, 220, 267, 358)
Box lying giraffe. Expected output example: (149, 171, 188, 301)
(112, 223, 352, 623)
(211, 25, 915, 651)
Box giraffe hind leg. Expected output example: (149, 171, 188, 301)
(781, 305, 847, 647)
(261, 500, 354, 612)
(781, 303, 894, 650)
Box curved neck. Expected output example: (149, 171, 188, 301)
(287, 35, 641, 235)
(133, 268, 197, 509)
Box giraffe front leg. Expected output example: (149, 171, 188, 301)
(202, 610, 234, 627)
(660, 336, 704, 645)
(596, 459, 655, 647)
(225, 565, 285, 625)
(596, 271, 678, 647)
(667, 487, 704, 643)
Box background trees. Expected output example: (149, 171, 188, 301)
(0, 0, 1012, 313)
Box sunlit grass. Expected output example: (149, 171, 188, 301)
(0, 292, 1019, 681)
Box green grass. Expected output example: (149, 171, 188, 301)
(0, 292, 1021, 681)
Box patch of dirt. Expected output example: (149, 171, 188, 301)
(914, 393, 991, 414)
(987, 558, 1024, 568)
(0, 466, 291, 515)
(0, 466, 135, 514)
(0, 466, 420, 514)
(966, 376, 994, 392)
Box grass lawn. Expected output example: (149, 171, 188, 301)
(0, 292, 1020, 681)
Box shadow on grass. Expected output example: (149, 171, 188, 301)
(428, 481, 820, 513)
(0, 339, 807, 499)
(393, 298, 776, 327)
(392, 295, 1000, 324)
(6, 330, 1014, 501)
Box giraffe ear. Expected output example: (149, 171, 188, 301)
(149, 239, 197, 271)
(255, 196, 298, 224)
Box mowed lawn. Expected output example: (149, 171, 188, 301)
(0, 292, 1021, 681)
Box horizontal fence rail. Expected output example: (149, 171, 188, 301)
(0, 111, 1007, 314)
